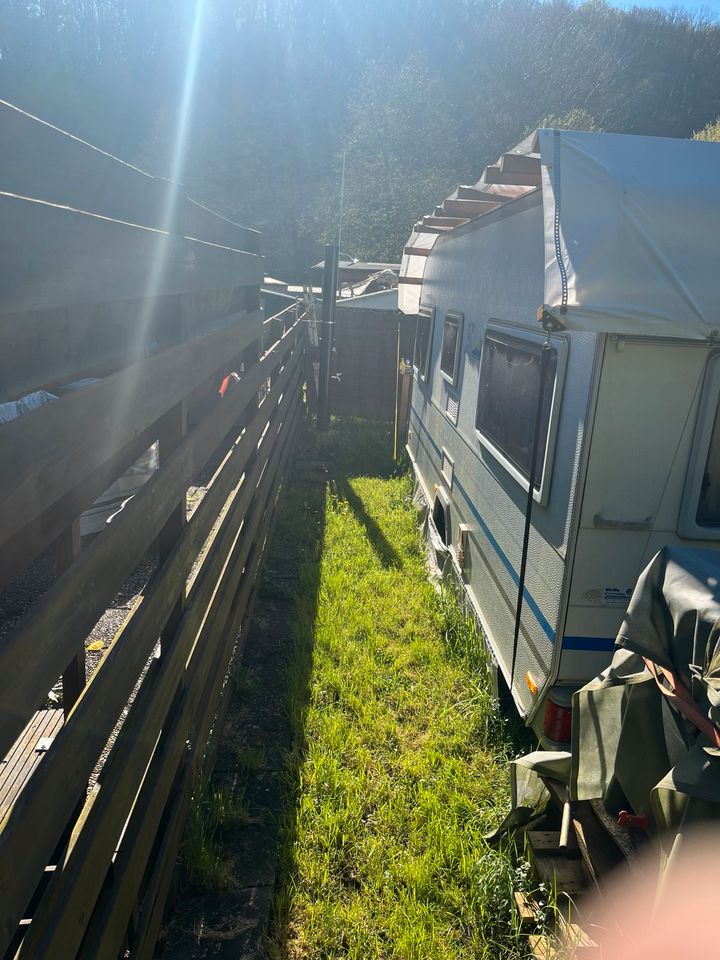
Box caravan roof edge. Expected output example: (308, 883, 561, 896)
(432, 186, 542, 247)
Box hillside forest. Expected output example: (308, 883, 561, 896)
(2, 0, 720, 279)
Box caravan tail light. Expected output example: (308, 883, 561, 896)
(542, 694, 572, 744)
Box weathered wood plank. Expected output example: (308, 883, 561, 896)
(25, 397, 301, 960)
(0, 309, 263, 550)
(441, 197, 503, 217)
(88, 404, 300, 960)
(0, 711, 63, 821)
(4, 359, 303, 959)
(0, 343, 303, 957)
(0, 322, 299, 763)
(131, 403, 299, 960)
(157, 303, 190, 653)
(0, 194, 263, 315)
(0, 99, 260, 254)
(421, 215, 469, 229)
(131, 402, 300, 960)
(131, 759, 194, 960)
(483, 165, 540, 187)
(0, 422, 157, 585)
(499, 152, 541, 175)
(0, 286, 248, 403)
(57, 520, 84, 717)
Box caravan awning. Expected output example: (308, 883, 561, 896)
(398, 227, 439, 314)
(539, 129, 720, 340)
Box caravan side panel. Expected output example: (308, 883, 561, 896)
(408, 196, 598, 717)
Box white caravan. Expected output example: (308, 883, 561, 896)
(399, 129, 720, 741)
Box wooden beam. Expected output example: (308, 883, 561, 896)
(0, 194, 263, 315)
(452, 185, 515, 202)
(397, 277, 423, 285)
(0, 100, 260, 253)
(413, 225, 452, 235)
(483, 165, 541, 187)
(40, 398, 301, 960)
(0, 310, 263, 551)
(500, 152, 541, 175)
(403, 246, 431, 258)
(57, 521, 84, 718)
(0, 321, 302, 763)
(422, 215, 469, 229)
(0, 286, 246, 403)
(0, 341, 304, 956)
(0, 423, 156, 585)
(441, 197, 504, 218)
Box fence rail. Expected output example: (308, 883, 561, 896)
(0, 102, 306, 960)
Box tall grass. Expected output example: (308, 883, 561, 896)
(268, 421, 534, 959)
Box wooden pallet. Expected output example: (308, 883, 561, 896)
(515, 888, 599, 958)
(0, 709, 63, 820)
(513, 777, 634, 958)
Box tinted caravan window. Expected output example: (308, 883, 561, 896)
(697, 394, 720, 526)
(475, 330, 558, 490)
(414, 308, 434, 379)
(679, 353, 720, 538)
(440, 312, 463, 384)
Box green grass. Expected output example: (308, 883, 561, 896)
(269, 420, 534, 960)
(180, 776, 250, 890)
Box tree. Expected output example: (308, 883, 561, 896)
(536, 108, 603, 132)
(694, 117, 720, 141)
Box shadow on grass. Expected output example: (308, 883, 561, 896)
(332, 477, 402, 569)
(266, 417, 400, 956)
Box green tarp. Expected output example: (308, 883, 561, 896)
(512, 546, 720, 870)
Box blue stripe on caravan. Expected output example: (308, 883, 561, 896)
(411, 406, 443, 458)
(562, 636, 615, 652)
(410, 408, 556, 643)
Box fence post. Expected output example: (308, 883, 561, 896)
(317, 243, 338, 431)
(157, 294, 189, 655)
(59, 519, 83, 716)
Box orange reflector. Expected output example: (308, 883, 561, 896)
(525, 671, 538, 696)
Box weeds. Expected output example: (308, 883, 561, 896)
(180, 777, 249, 890)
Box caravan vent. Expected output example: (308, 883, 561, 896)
(441, 448, 454, 488)
(446, 392, 459, 424)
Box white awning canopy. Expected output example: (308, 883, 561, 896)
(398, 228, 439, 314)
(539, 129, 720, 340)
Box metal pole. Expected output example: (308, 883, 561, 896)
(338, 151, 346, 252)
(318, 243, 338, 431)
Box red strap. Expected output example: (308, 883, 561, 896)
(643, 657, 720, 750)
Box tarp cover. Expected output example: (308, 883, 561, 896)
(572, 546, 720, 877)
(512, 547, 720, 873)
(539, 128, 720, 340)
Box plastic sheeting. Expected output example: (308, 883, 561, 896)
(570, 546, 720, 822)
(539, 128, 720, 340)
(398, 228, 438, 315)
(0, 390, 57, 424)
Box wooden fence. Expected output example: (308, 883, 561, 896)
(0, 101, 305, 959)
(331, 305, 415, 423)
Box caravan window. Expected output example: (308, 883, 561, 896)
(679, 353, 720, 537)
(414, 307, 435, 380)
(696, 393, 720, 526)
(440, 312, 464, 384)
(475, 327, 562, 499)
